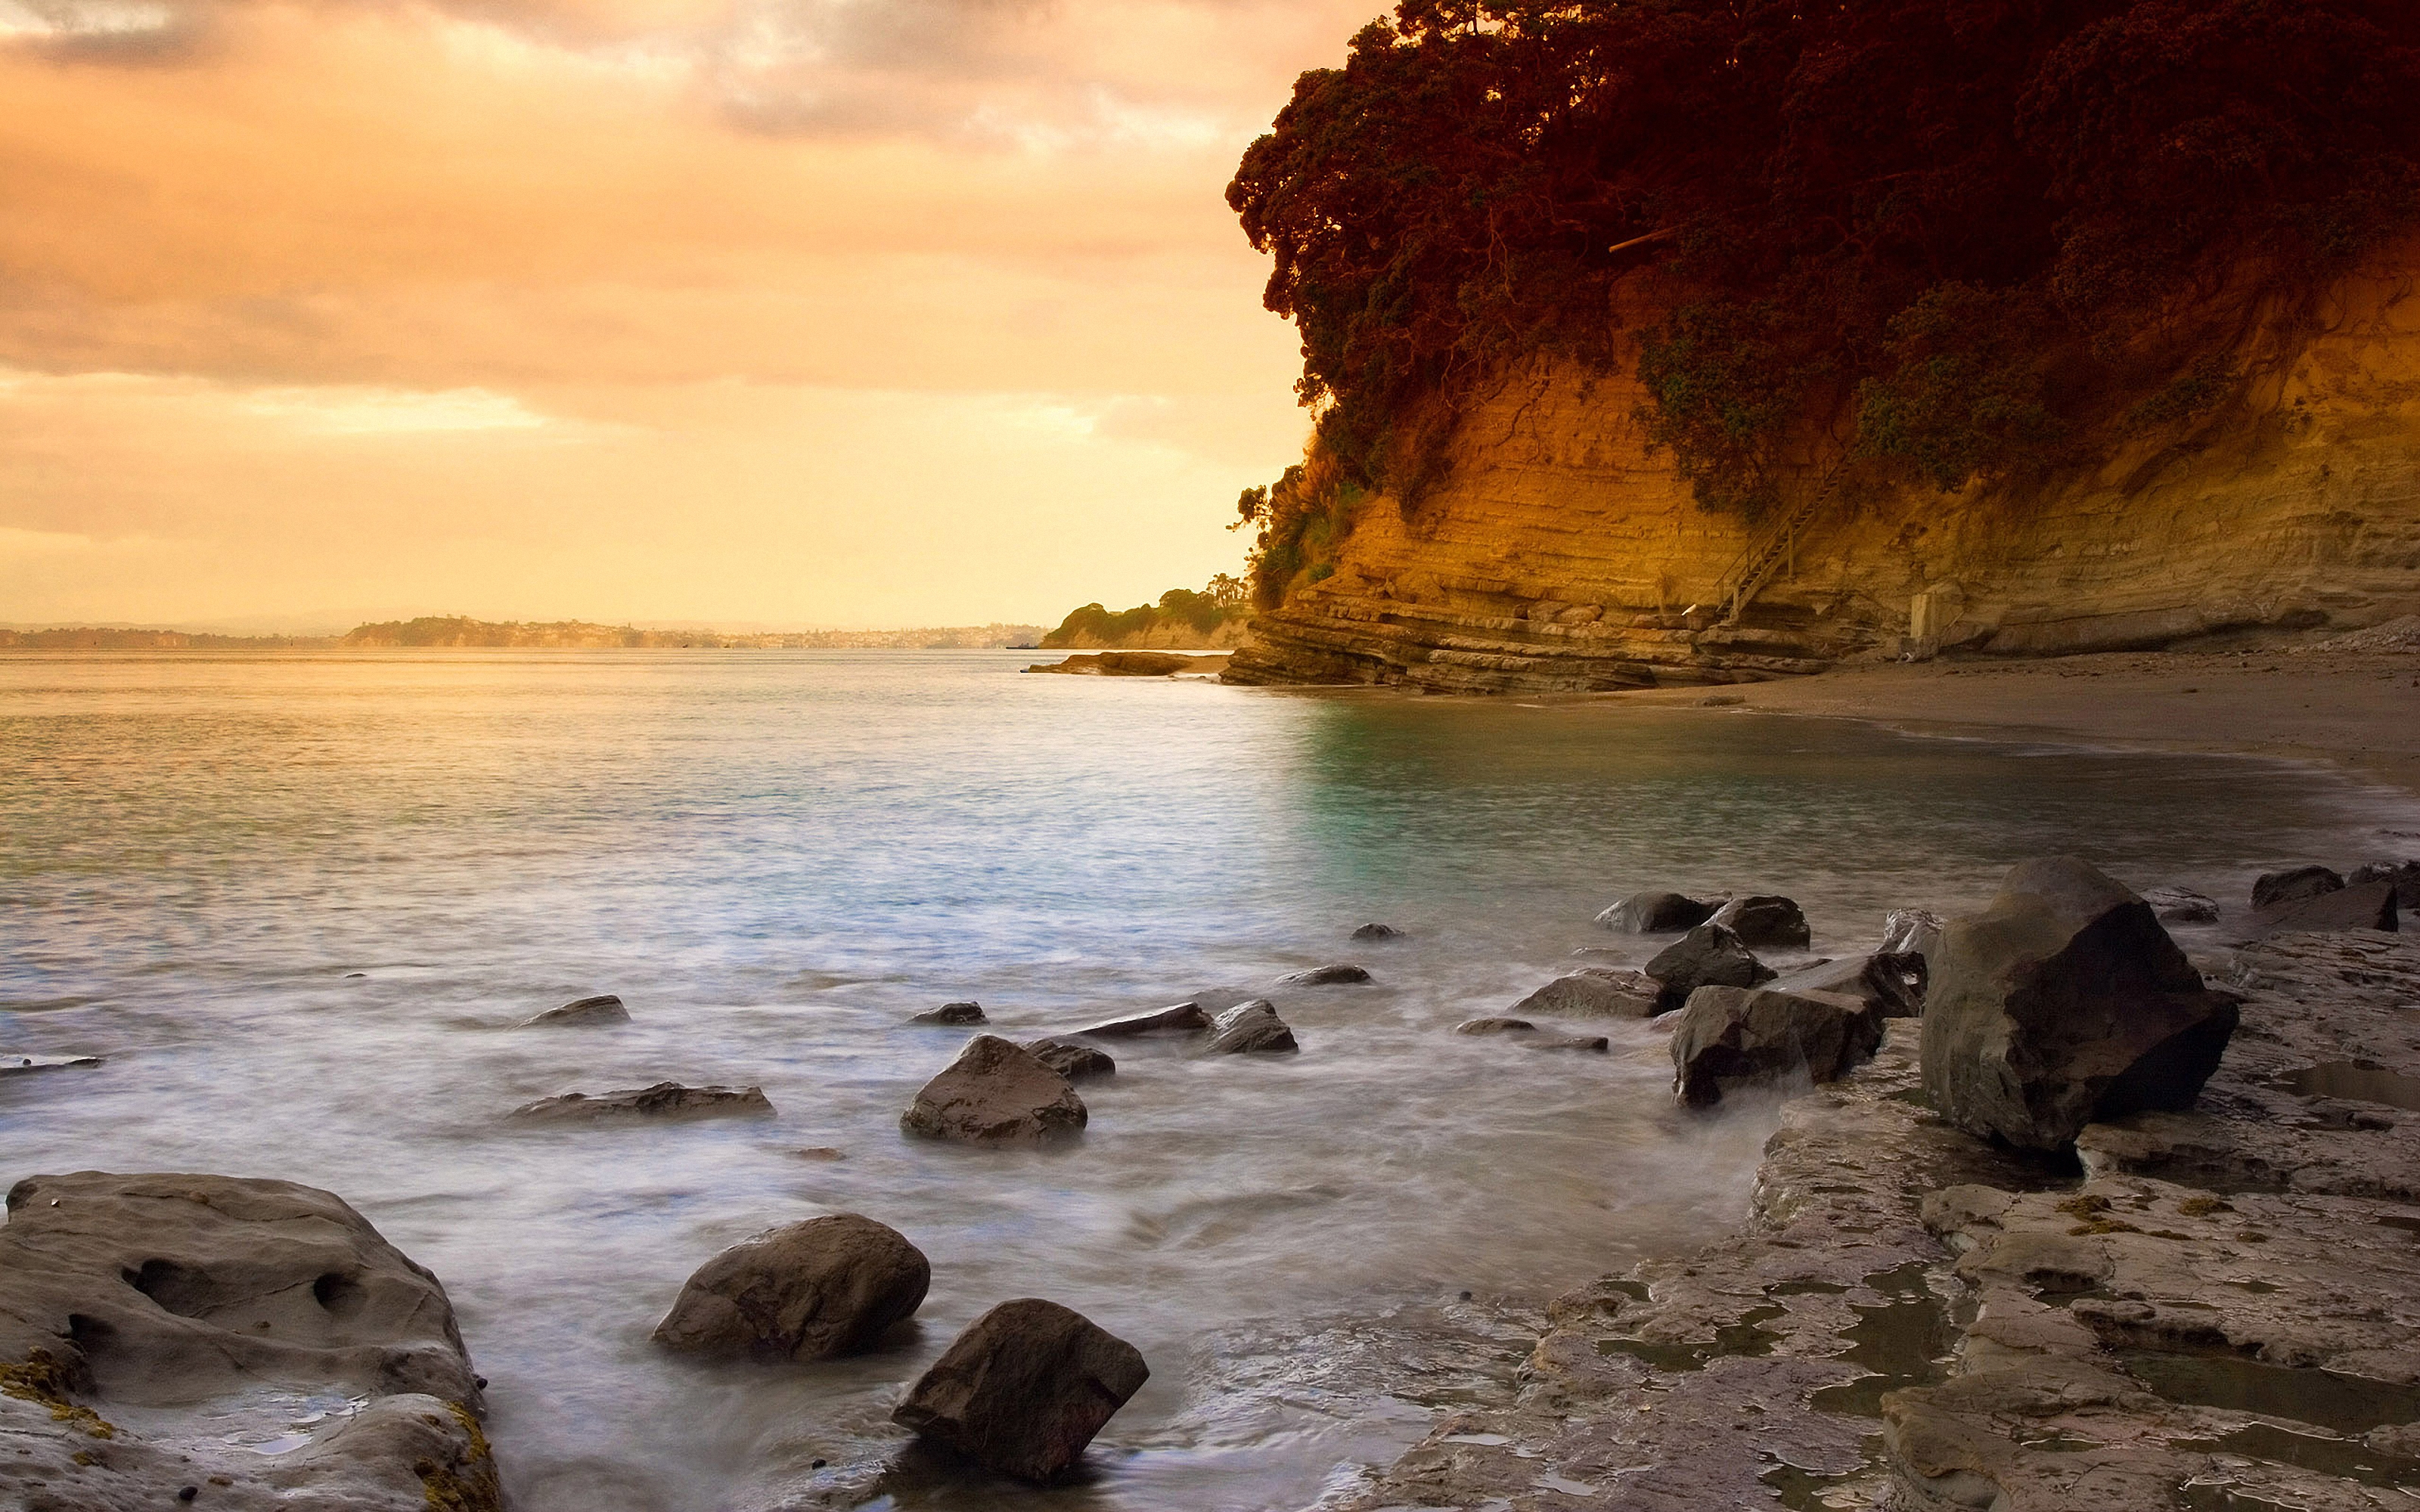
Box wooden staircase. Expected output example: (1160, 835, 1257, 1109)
(1711, 473, 1841, 624)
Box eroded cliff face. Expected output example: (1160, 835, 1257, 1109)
(1227, 247, 2420, 692)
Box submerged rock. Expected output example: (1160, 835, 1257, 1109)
(1765, 953, 1925, 1019)
(1280, 964, 1372, 985)
(1880, 906, 1946, 961)
(653, 1213, 929, 1362)
(521, 993, 630, 1027)
(2253, 877, 2399, 937)
(1023, 1037, 1115, 1082)
(1454, 1018, 1537, 1036)
(2251, 864, 2344, 909)
(1351, 922, 1404, 941)
(1706, 894, 1810, 951)
(1072, 1002, 1211, 1038)
(891, 1298, 1149, 1482)
(1520, 1033, 1610, 1053)
(1644, 924, 1776, 1012)
(1509, 967, 1660, 1018)
(511, 1082, 774, 1123)
(1203, 999, 1298, 1055)
(0, 1172, 497, 1512)
(2140, 885, 2221, 925)
(1670, 986, 1882, 1106)
(901, 1035, 1085, 1144)
(911, 1001, 987, 1026)
(0, 1054, 104, 1077)
(1596, 890, 1720, 934)
(1921, 857, 2239, 1151)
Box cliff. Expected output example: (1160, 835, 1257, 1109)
(1227, 247, 2420, 694)
(1039, 588, 1252, 652)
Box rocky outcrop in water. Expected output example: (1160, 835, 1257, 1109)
(510, 1082, 774, 1123)
(1023, 1038, 1115, 1082)
(1670, 986, 1882, 1106)
(0, 1172, 498, 1512)
(1766, 953, 1925, 1020)
(1072, 1002, 1210, 1038)
(1508, 967, 1659, 1018)
(521, 993, 629, 1027)
(1644, 923, 1776, 1012)
(899, 1036, 1086, 1145)
(891, 1298, 1149, 1482)
(911, 1002, 986, 1026)
(1203, 1000, 1298, 1055)
(2252, 864, 2344, 909)
(653, 1214, 929, 1362)
(1595, 891, 1718, 934)
(1707, 894, 1810, 951)
(1279, 964, 1371, 985)
(2252, 877, 2400, 937)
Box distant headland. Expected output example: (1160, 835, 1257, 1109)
(0, 616, 1047, 651)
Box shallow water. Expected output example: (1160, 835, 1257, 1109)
(5, 649, 2415, 1511)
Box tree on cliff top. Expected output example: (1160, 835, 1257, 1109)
(1229, 0, 2420, 524)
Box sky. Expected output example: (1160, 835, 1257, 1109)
(0, 0, 1373, 631)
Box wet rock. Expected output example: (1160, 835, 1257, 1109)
(1454, 1018, 1536, 1036)
(1279, 964, 1370, 985)
(1203, 999, 1298, 1055)
(899, 1035, 1085, 1145)
(2251, 863, 2344, 909)
(521, 993, 629, 1027)
(1670, 986, 1883, 1106)
(1023, 1037, 1115, 1082)
(653, 1213, 929, 1362)
(1881, 906, 1946, 962)
(1073, 1002, 1210, 1038)
(1921, 856, 2239, 1152)
(1509, 966, 1659, 1018)
(2140, 885, 2220, 924)
(510, 1081, 775, 1123)
(1767, 953, 1925, 1019)
(2349, 858, 2420, 909)
(911, 1001, 987, 1026)
(0, 1172, 498, 1512)
(1707, 894, 1811, 951)
(1596, 889, 1720, 934)
(0, 1054, 104, 1077)
(1643, 923, 1777, 1012)
(1351, 922, 1404, 941)
(890, 1297, 1149, 1482)
(1520, 1033, 1609, 1053)
(2252, 877, 2398, 937)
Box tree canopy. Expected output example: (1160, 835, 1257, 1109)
(1229, 0, 2420, 528)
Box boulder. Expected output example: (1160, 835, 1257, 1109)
(2251, 864, 2344, 909)
(1203, 999, 1298, 1054)
(1765, 953, 1925, 1019)
(911, 1001, 987, 1026)
(2139, 885, 2220, 925)
(1880, 907, 1945, 961)
(900, 1036, 1086, 1145)
(1643, 924, 1777, 1012)
(1509, 967, 1660, 1018)
(1670, 986, 1884, 1105)
(2254, 878, 2399, 937)
(652, 1213, 929, 1362)
(0, 1172, 497, 1512)
(1023, 1037, 1115, 1082)
(1279, 964, 1370, 985)
(1454, 1018, 1536, 1036)
(510, 1082, 774, 1123)
(1351, 923, 1404, 940)
(2350, 859, 2420, 909)
(891, 1297, 1149, 1481)
(521, 993, 629, 1027)
(1073, 1002, 1210, 1038)
(1596, 890, 1720, 934)
(1920, 857, 2240, 1151)
(1520, 1033, 1610, 1053)
(1706, 894, 1810, 951)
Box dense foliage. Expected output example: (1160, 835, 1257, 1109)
(1041, 579, 1251, 647)
(1230, 0, 2420, 531)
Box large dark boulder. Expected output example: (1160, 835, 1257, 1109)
(900, 1036, 1087, 1145)
(1073, 1002, 1210, 1037)
(1596, 890, 1720, 934)
(1920, 857, 2240, 1152)
(2251, 865, 2344, 909)
(1024, 1037, 1115, 1082)
(1203, 999, 1298, 1054)
(1670, 987, 1883, 1106)
(511, 1082, 774, 1122)
(1644, 924, 1777, 1012)
(2254, 878, 2399, 937)
(0, 1173, 497, 1512)
(1765, 953, 1925, 1019)
(1707, 894, 1811, 951)
(521, 993, 629, 1027)
(653, 1213, 928, 1362)
(892, 1298, 1149, 1481)
(1509, 967, 1659, 1018)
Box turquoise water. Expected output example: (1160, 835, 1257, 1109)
(3, 649, 2413, 1510)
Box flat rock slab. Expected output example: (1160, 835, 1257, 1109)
(0, 1054, 104, 1076)
(653, 1213, 929, 1362)
(900, 1035, 1085, 1144)
(1510, 968, 1659, 1018)
(2248, 877, 2399, 939)
(520, 993, 628, 1027)
(0, 1171, 497, 1512)
(1766, 952, 1925, 1018)
(510, 1082, 774, 1123)
(892, 1298, 1148, 1481)
(1072, 1002, 1210, 1038)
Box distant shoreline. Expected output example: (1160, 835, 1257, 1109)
(0, 616, 1046, 652)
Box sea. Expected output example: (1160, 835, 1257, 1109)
(5, 649, 2415, 1510)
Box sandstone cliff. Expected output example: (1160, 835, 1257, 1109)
(1227, 244, 2420, 692)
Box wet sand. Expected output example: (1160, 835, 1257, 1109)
(1617, 649, 2420, 798)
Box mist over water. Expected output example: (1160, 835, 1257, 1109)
(5, 649, 2415, 1510)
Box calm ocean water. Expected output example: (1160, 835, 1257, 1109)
(5, 649, 2415, 1510)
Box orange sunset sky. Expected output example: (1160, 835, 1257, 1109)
(0, 0, 1374, 631)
